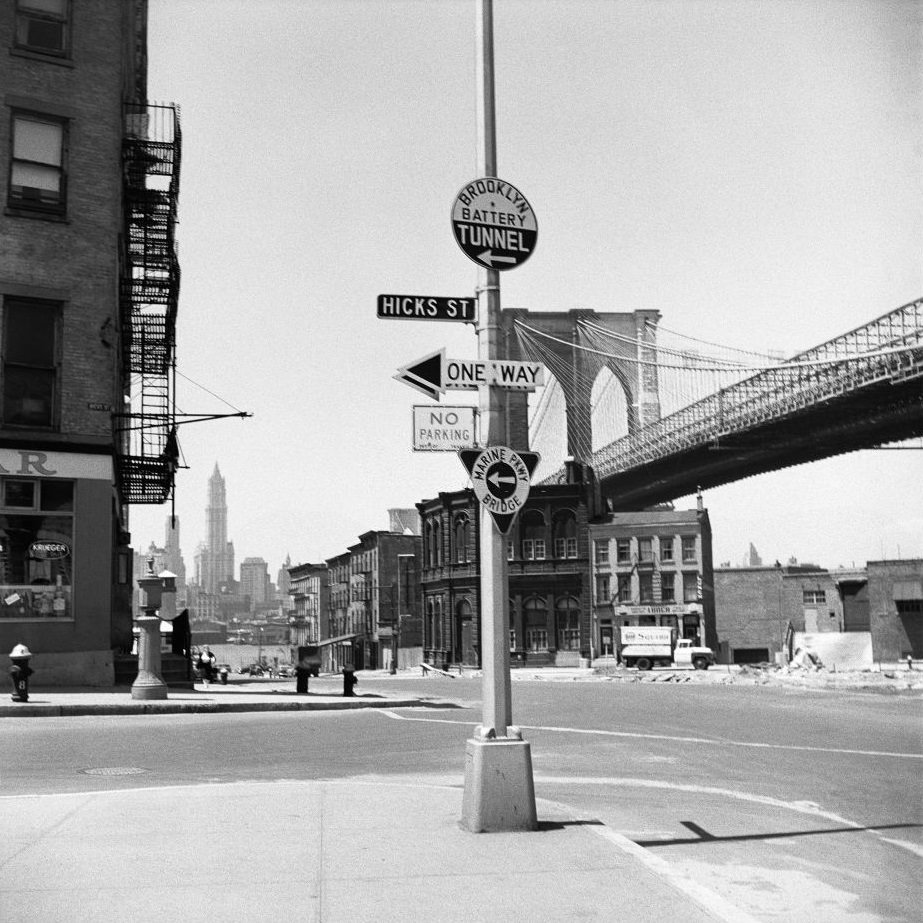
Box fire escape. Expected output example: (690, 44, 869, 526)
(117, 103, 181, 504)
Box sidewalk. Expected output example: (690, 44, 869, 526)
(0, 778, 748, 923)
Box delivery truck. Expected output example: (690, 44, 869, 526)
(619, 626, 715, 670)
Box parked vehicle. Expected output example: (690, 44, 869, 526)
(619, 626, 715, 670)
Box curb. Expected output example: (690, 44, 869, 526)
(0, 697, 430, 718)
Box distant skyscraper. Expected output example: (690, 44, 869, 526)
(277, 554, 292, 598)
(240, 557, 270, 610)
(200, 464, 235, 595)
(162, 516, 187, 604)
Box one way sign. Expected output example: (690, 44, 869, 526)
(394, 349, 545, 401)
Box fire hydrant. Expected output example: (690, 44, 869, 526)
(342, 668, 358, 697)
(9, 644, 33, 703)
(219, 666, 229, 685)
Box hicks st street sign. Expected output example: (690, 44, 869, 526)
(377, 294, 476, 323)
(451, 177, 537, 271)
(394, 348, 546, 401)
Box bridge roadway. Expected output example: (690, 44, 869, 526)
(585, 297, 923, 507)
(600, 371, 923, 509)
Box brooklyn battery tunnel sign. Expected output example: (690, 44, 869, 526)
(451, 177, 537, 271)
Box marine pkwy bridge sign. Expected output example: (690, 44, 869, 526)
(459, 445, 540, 534)
(394, 348, 545, 401)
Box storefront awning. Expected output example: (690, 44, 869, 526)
(315, 633, 358, 648)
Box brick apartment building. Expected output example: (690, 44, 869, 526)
(589, 503, 717, 658)
(0, 1, 180, 683)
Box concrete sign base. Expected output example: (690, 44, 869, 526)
(460, 736, 537, 832)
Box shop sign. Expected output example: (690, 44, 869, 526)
(29, 541, 70, 560)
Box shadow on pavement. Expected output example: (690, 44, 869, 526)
(636, 820, 923, 848)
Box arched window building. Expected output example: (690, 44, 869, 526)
(416, 466, 596, 668)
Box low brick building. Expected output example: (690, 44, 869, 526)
(714, 559, 922, 664)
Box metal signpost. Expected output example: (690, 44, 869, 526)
(458, 0, 539, 833)
(382, 0, 540, 833)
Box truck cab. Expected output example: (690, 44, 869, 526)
(674, 638, 715, 670)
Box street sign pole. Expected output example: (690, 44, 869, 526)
(461, 0, 537, 833)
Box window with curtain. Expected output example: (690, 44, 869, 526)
(9, 112, 67, 213)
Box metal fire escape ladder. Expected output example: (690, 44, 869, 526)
(117, 103, 182, 504)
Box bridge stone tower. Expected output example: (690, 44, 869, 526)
(499, 309, 662, 462)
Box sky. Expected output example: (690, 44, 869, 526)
(132, 0, 922, 577)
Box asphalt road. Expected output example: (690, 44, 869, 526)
(2, 675, 921, 921)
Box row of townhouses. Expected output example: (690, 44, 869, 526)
(287, 462, 922, 673)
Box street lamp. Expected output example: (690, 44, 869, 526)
(393, 554, 415, 675)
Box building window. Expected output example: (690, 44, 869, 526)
(0, 477, 73, 619)
(682, 572, 699, 603)
(552, 511, 577, 559)
(525, 596, 548, 651)
(615, 539, 630, 564)
(639, 573, 654, 603)
(594, 540, 609, 565)
(2, 298, 60, 428)
(522, 539, 546, 561)
(507, 541, 514, 561)
(554, 536, 577, 559)
(453, 513, 469, 564)
(803, 589, 826, 605)
(660, 537, 674, 562)
(521, 510, 545, 561)
(9, 112, 67, 214)
(15, 0, 69, 56)
(617, 574, 631, 603)
(661, 576, 675, 603)
(556, 596, 581, 651)
(638, 537, 653, 563)
(595, 575, 610, 602)
(681, 536, 697, 564)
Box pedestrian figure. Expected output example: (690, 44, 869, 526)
(199, 646, 215, 683)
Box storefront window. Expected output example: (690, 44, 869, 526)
(0, 477, 73, 619)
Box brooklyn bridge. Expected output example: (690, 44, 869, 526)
(488, 297, 923, 507)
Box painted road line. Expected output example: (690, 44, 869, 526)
(378, 711, 923, 760)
